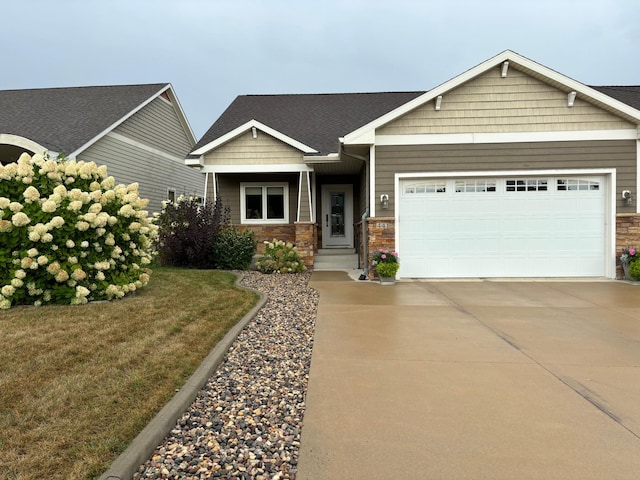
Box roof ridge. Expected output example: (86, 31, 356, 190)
(0, 83, 168, 94)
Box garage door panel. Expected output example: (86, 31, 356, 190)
(399, 176, 606, 278)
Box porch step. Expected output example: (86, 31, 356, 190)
(314, 249, 359, 270)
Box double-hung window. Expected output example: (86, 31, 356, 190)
(241, 183, 288, 223)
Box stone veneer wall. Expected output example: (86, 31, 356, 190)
(294, 222, 316, 269)
(236, 223, 315, 268)
(616, 214, 640, 278)
(237, 224, 296, 254)
(366, 217, 396, 278)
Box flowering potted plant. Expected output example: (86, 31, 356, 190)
(371, 249, 399, 285)
(620, 247, 638, 280)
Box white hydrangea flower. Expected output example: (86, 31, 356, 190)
(1, 285, 15, 297)
(11, 211, 30, 227)
(14, 269, 26, 279)
(37, 255, 48, 266)
(41, 200, 57, 213)
(9, 202, 23, 213)
(23, 186, 40, 202)
(75, 221, 90, 231)
(53, 185, 67, 197)
(49, 216, 65, 228)
(0, 220, 13, 232)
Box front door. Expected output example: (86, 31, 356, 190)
(321, 184, 353, 248)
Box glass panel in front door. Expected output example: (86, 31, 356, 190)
(330, 192, 345, 237)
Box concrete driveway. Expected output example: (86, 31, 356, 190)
(296, 273, 640, 480)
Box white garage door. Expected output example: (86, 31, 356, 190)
(398, 176, 606, 278)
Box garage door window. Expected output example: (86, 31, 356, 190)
(557, 179, 600, 191)
(404, 181, 446, 195)
(455, 179, 497, 193)
(506, 179, 548, 192)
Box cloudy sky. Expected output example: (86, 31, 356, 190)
(2, 0, 638, 139)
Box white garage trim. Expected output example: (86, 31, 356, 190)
(377, 129, 637, 146)
(394, 168, 616, 279)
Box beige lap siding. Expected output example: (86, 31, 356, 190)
(375, 140, 637, 214)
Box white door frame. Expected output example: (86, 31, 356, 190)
(321, 184, 354, 248)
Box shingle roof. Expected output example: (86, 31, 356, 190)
(0, 83, 168, 154)
(192, 91, 427, 156)
(590, 86, 640, 111)
(194, 85, 640, 158)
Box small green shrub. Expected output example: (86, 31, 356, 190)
(213, 227, 257, 270)
(255, 239, 306, 274)
(376, 261, 399, 278)
(629, 259, 640, 280)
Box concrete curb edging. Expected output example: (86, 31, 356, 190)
(99, 274, 267, 480)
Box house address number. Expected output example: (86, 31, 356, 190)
(376, 223, 390, 229)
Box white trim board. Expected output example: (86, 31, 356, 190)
(376, 129, 638, 146)
(201, 164, 313, 174)
(191, 119, 318, 156)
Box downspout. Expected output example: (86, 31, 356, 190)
(341, 148, 370, 280)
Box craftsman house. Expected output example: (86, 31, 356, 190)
(0, 83, 203, 212)
(187, 50, 640, 279)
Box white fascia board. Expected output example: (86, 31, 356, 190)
(185, 156, 204, 166)
(163, 84, 197, 145)
(376, 129, 638, 146)
(303, 153, 341, 163)
(344, 50, 640, 146)
(396, 167, 616, 180)
(201, 163, 313, 173)
(69, 84, 173, 157)
(190, 119, 318, 156)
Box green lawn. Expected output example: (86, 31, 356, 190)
(0, 268, 258, 480)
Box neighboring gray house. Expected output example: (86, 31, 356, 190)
(187, 50, 640, 279)
(0, 83, 203, 212)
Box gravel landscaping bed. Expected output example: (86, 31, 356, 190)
(134, 271, 318, 480)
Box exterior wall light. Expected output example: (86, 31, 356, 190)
(622, 190, 633, 206)
(380, 194, 389, 209)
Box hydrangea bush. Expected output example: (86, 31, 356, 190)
(0, 153, 157, 309)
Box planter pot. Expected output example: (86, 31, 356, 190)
(379, 276, 396, 285)
(623, 262, 633, 281)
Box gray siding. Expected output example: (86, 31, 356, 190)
(376, 140, 636, 213)
(298, 172, 311, 222)
(217, 173, 299, 225)
(115, 97, 193, 158)
(79, 135, 203, 213)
